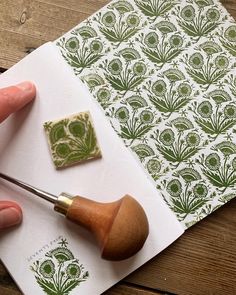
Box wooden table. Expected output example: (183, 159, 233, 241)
(0, 1, 236, 294)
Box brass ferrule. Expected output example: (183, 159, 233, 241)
(54, 192, 73, 215)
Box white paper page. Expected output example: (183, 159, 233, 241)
(0, 42, 184, 295)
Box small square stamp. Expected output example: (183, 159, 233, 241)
(44, 111, 102, 168)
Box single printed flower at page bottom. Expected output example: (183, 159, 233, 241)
(30, 238, 89, 295)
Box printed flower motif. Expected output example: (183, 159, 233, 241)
(206, 8, 220, 22)
(133, 62, 147, 76)
(232, 157, 236, 170)
(115, 107, 129, 123)
(112, 0, 134, 14)
(30, 238, 88, 295)
(189, 53, 204, 69)
(65, 37, 79, 53)
(171, 117, 194, 131)
(205, 153, 220, 170)
(81, 74, 104, 88)
(224, 25, 236, 42)
(126, 14, 140, 27)
(58, 238, 68, 247)
(90, 40, 103, 53)
(119, 48, 141, 61)
(178, 168, 201, 183)
(177, 83, 192, 97)
(186, 132, 200, 146)
(55, 143, 71, 158)
(140, 110, 154, 124)
(144, 32, 159, 48)
(39, 260, 55, 279)
(195, 0, 214, 7)
(167, 179, 182, 197)
(224, 104, 236, 118)
(193, 183, 208, 198)
(49, 123, 66, 144)
(102, 11, 116, 27)
(50, 247, 74, 263)
(169, 35, 183, 48)
(147, 159, 161, 174)
(126, 95, 148, 109)
(200, 41, 222, 55)
(97, 88, 111, 101)
(207, 89, 231, 104)
(132, 144, 154, 159)
(108, 59, 123, 75)
(159, 129, 175, 146)
(215, 56, 229, 69)
(181, 5, 195, 21)
(69, 121, 86, 137)
(197, 101, 213, 118)
(156, 21, 177, 34)
(215, 141, 236, 156)
(76, 26, 97, 39)
(152, 80, 166, 96)
(66, 263, 81, 279)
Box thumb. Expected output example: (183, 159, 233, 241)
(0, 201, 22, 230)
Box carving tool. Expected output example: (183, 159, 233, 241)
(0, 172, 149, 261)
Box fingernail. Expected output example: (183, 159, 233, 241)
(16, 81, 35, 95)
(0, 207, 22, 229)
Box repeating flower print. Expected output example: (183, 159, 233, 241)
(58, 35, 105, 74)
(146, 79, 193, 117)
(176, 5, 221, 41)
(141, 31, 185, 69)
(103, 59, 149, 94)
(184, 51, 231, 90)
(220, 25, 236, 57)
(56, 0, 236, 228)
(134, 0, 177, 21)
(98, 11, 141, 45)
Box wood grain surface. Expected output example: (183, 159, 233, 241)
(0, 1, 236, 294)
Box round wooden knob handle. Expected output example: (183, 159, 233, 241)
(61, 195, 149, 261)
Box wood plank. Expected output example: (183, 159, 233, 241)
(0, 287, 21, 295)
(0, 0, 110, 69)
(0, 263, 21, 295)
(223, 0, 236, 14)
(0, 0, 235, 69)
(125, 198, 236, 295)
(0, 0, 236, 68)
(104, 283, 165, 295)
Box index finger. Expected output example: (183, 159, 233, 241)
(0, 81, 36, 123)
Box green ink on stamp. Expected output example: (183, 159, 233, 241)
(30, 238, 89, 295)
(44, 111, 102, 168)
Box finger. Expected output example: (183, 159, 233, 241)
(0, 81, 36, 123)
(0, 201, 22, 230)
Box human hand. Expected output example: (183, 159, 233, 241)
(0, 81, 36, 229)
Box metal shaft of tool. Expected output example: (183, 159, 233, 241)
(0, 172, 58, 204)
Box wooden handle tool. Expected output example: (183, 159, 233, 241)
(0, 173, 149, 261)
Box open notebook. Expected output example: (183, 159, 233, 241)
(0, 0, 236, 294)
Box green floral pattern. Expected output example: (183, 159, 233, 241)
(56, 0, 236, 228)
(44, 112, 101, 168)
(30, 238, 89, 295)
